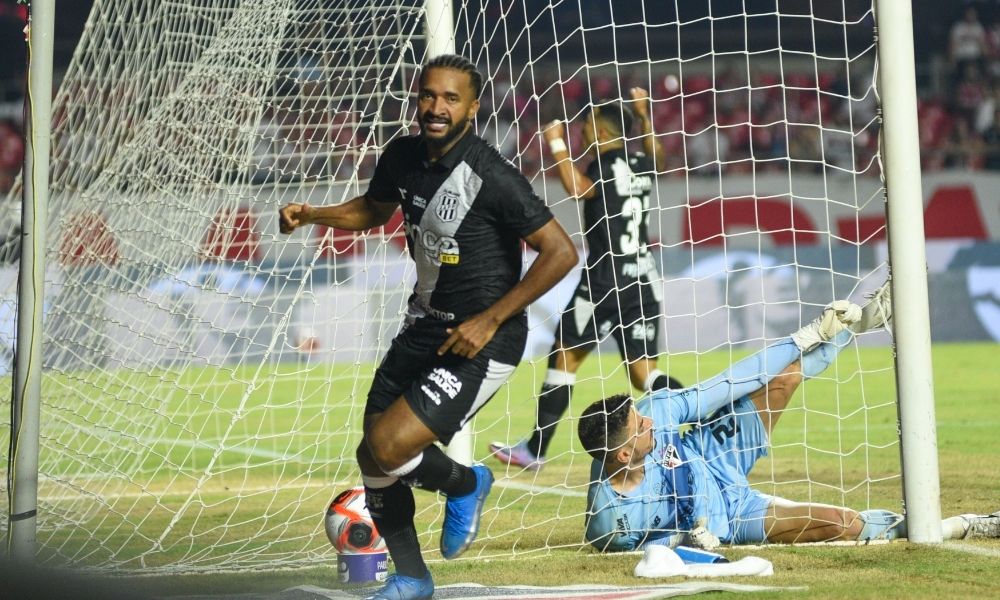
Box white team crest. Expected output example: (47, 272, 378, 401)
(436, 190, 460, 221)
(660, 444, 683, 469)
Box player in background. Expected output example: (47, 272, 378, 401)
(279, 54, 577, 600)
(578, 282, 1000, 551)
(490, 87, 682, 470)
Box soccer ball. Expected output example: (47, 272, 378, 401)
(324, 487, 386, 554)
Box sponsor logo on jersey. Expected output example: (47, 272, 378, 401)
(611, 157, 653, 197)
(436, 190, 460, 221)
(412, 194, 428, 209)
(428, 367, 463, 399)
(616, 515, 630, 533)
(404, 221, 460, 266)
(414, 298, 456, 321)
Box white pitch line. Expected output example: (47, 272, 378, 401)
(36, 476, 586, 503)
(36, 480, 346, 502)
(941, 542, 1000, 558)
(116, 435, 342, 465)
(140, 435, 305, 462)
(494, 479, 587, 498)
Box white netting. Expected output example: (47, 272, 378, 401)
(1, 0, 898, 572)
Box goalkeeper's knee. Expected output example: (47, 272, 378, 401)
(858, 509, 906, 541)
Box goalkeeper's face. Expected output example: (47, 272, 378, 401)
(418, 67, 480, 148)
(619, 408, 655, 465)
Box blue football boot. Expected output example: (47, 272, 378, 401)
(364, 571, 434, 600)
(439, 464, 493, 559)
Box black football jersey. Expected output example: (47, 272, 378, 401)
(366, 131, 554, 328)
(581, 148, 658, 294)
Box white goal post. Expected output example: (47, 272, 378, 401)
(2, 0, 940, 571)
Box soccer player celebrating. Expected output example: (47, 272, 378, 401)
(279, 54, 577, 600)
(490, 87, 682, 471)
(578, 282, 999, 551)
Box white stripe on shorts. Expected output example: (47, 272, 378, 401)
(459, 359, 516, 428)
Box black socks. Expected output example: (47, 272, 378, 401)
(364, 480, 426, 578)
(527, 383, 572, 458)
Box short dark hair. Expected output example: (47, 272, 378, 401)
(419, 54, 483, 99)
(578, 394, 633, 462)
(591, 99, 634, 139)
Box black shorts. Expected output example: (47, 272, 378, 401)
(554, 281, 662, 362)
(366, 317, 525, 445)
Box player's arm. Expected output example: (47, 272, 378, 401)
(437, 217, 577, 358)
(543, 120, 597, 200)
(279, 138, 403, 234)
(630, 87, 667, 172)
(278, 194, 398, 234)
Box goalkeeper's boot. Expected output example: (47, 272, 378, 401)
(488, 440, 544, 471)
(851, 278, 893, 334)
(365, 571, 434, 600)
(962, 511, 1000, 538)
(791, 300, 862, 352)
(440, 464, 493, 559)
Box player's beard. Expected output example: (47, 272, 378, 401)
(420, 112, 470, 149)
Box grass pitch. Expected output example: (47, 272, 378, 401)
(7, 342, 1000, 598)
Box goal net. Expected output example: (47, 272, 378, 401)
(1, 0, 899, 572)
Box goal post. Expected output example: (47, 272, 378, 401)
(875, 0, 941, 544)
(0, 0, 944, 572)
(422, 0, 475, 468)
(8, 0, 55, 561)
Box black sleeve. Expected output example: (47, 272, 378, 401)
(484, 160, 554, 238)
(365, 138, 406, 204)
(585, 157, 602, 182)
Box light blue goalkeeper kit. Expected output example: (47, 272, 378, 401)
(585, 332, 850, 551)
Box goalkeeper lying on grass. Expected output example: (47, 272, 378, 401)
(578, 280, 999, 551)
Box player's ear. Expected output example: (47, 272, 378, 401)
(614, 446, 632, 466)
(466, 97, 480, 120)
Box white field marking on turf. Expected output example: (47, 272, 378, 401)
(941, 542, 1000, 558)
(36, 479, 347, 502)
(139, 435, 316, 462)
(114, 434, 336, 464)
(494, 479, 587, 497)
(39, 472, 588, 502)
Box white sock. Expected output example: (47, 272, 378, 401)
(361, 474, 398, 489)
(544, 368, 576, 387)
(643, 369, 664, 392)
(383, 452, 423, 478)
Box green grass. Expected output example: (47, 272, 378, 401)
(5, 342, 1000, 597)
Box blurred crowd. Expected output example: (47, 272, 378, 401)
(2, 3, 1000, 195)
(922, 5, 1000, 170)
